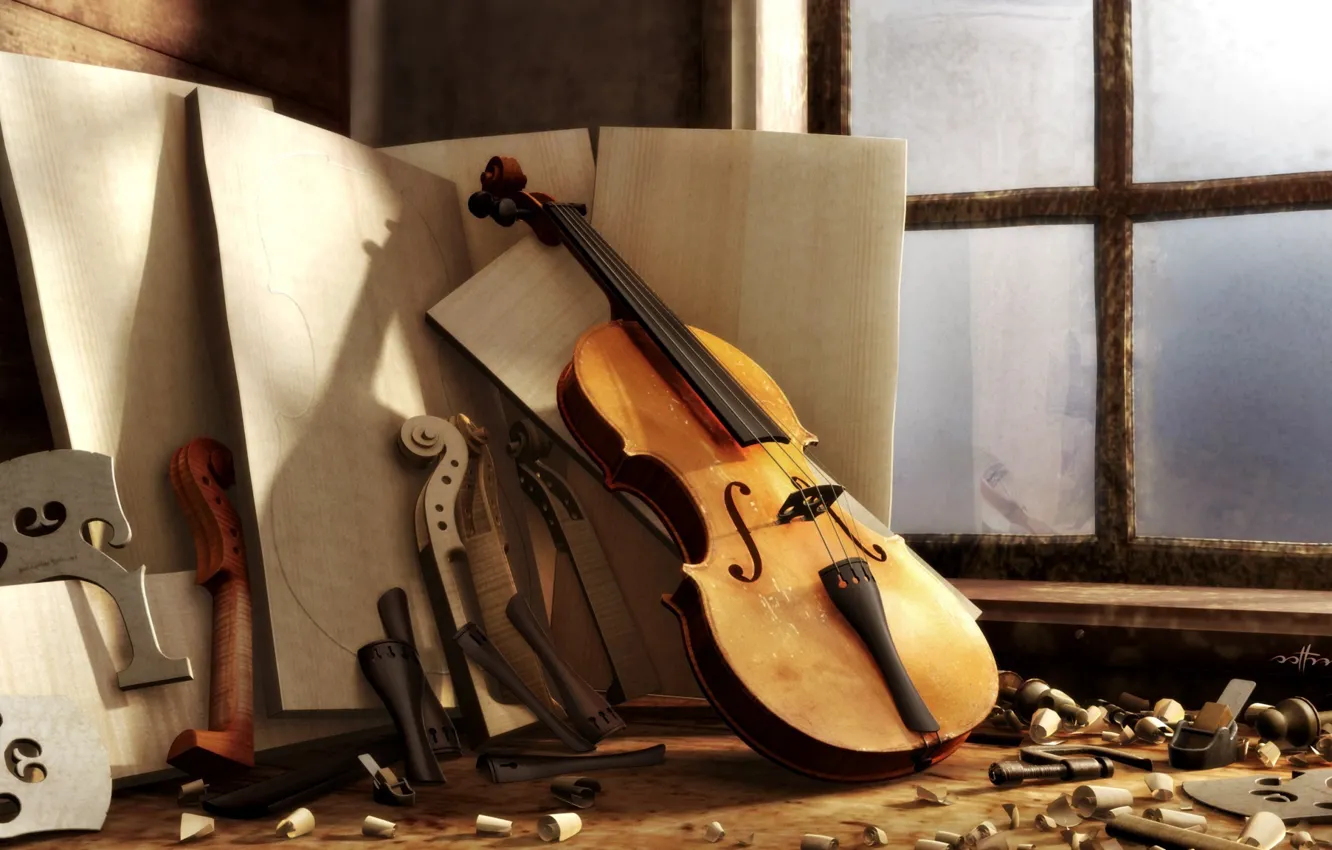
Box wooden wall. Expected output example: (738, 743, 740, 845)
(349, 0, 707, 148)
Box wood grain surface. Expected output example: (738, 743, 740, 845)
(0, 5, 242, 87)
(27, 725, 1296, 849)
(0, 53, 269, 581)
(0, 573, 384, 784)
(15, 0, 348, 128)
(189, 88, 529, 713)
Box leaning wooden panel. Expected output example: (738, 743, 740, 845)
(0, 574, 382, 783)
(190, 88, 503, 712)
(0, 53, 268, 578)
(591, 127, 906, 523)
(382, 129, 596, 272)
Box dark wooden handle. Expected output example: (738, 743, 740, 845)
(506, 594, 624, 744)
(453, 623, 593, 753)
(167, 438, 255, 777)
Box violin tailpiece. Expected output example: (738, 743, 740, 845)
(376, 587, 461, 755)
(453, 623, 594, 753)
(505, 593, 626, 744)
(356, 639, 447, 785)
(818, 559, 939, 734)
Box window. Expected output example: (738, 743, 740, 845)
(810, 0, 1332, 587)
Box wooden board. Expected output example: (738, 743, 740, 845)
(40, 729, 1274, 850)
(0, 573, 383, 784)
(190, 88, 533, 713)
(0, 53, 269, 583)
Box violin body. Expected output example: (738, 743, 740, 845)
(558, 320, 997, 782)
(468, 154, 997, 782)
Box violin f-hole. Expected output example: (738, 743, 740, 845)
(724, 481, 762, 583)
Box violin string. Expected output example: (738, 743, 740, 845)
(547, 204, 839, 567)
(551, 204, 854, 566)
(556, 206, 866, 564)
(559, 208, 870, 560)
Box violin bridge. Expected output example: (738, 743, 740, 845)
(775, 484, 845, 524)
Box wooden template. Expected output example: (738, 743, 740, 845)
(0, 574, 383, 784)
(190, 89, 549, 712)
(0, 52, 264, 580)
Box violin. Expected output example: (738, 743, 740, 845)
(467, 157, 997, 782)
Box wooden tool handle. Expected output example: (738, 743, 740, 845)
(167, 438, 255, 777)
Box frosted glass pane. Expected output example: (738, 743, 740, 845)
(851, 0, 1094, 195)
(1134, 211, 1332, 543)
(892, 225, 1096, 534)
(1134, 0, 1332, 182)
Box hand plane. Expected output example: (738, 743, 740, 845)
(0, 449, 192, 689)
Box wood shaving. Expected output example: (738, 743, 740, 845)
(1145, 773, 1175, 801)
(917, 785, 954, 805)
(1257, 740, 1282, 768)
(863, 826, 887, 847)
(964, 821, 998, 847)
(1153, 699, 1186, 725)
(1003, 803, 1021, 829)
(705, 822, 725, 843)
(1035, 814, 1059, 832)
(1048, 794, 1084, 828)
(179, 813, 214, 842)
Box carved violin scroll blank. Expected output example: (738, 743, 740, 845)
(722, 482, 761, 583)
(399, 415, 455, 466)
(165, 438, 255, 778)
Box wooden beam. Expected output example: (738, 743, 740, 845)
(14, 0, 348, 127)
(1128, 173, 1332, 219)
(1, 0, 235, 83)
(907, 187, 1099, 228)
(806, 0, 847, 134)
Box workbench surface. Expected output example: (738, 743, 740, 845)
(25, 719, 1302, 849)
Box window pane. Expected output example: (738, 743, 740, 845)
(1134, 212, 1332, 543)
(1134, 0, 1332, 182)
(893, 225, 1096, 534)
(851, 0, 1094, 195)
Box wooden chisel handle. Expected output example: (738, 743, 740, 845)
(167, 438, 255, 778)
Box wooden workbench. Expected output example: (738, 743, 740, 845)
(21, 717, 1310, 849)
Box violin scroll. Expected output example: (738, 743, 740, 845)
(466, 156, 574, 246)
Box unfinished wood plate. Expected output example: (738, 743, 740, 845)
(191, 89, 520, 712)
(0, 52, 267, 578)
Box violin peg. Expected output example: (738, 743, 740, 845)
(494, 197, 521, 227)
(467, 190, 496, 219)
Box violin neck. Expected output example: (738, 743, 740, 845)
(544, 203, 789, 448)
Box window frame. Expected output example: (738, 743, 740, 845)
(808, 0, 1332, 608)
